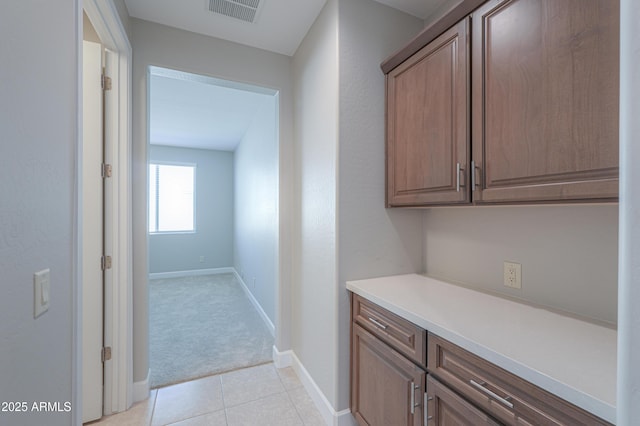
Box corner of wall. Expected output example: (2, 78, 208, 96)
(132, 369, 150, 403)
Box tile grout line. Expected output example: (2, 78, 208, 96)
(276, 366, 310, 425)
(284, 387, 307, 426)
(148, 389, 158, 426)
(220, 373, 231, 426)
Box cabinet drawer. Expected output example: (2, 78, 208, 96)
(352, 294, 426, 367)
(426, 375, 500, 425)
(427, 333, 611, 426)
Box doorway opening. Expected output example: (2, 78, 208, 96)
(147, 67, 279, 389)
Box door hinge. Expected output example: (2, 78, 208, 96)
(101, 74, 112, 91)
(101, 255, 112, 271)
(101, 346, 112, 362)
(102, 163, 112, 178)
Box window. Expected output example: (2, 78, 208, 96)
(149, 163, 195, 233)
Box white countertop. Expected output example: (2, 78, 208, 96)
(346, 274, 617, 424)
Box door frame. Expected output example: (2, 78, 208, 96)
(75, 1, 132, 423)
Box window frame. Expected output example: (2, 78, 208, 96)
(148, 161, 197, 235)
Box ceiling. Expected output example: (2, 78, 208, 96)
(133, 0, 450, 152)
(124, 0, 447, 57)
(149, 67, 276, 152)
(125, 0, 328, 56)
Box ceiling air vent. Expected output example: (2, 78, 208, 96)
(208, 0, 262, 23)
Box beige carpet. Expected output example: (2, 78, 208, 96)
(149, 273, 274, 389)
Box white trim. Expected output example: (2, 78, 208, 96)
(73, 2, 82, 425)
(133, 369, 151, 403)
(83, 0, 133, 417)
(618, 0, 640, 423)
(289, 352, 356, 426)
(149, 267, 235, 280)
(272, 346, 293, 368)
(233, 269, 276, 336)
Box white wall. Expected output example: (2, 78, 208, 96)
(0, 2, 79, 425)
(291, 0, 424, 412)
(131, 17, 294, 384)
(148, 146, 234, 274)
(337, 0, 424, 410)
(423, 0, 464, 27)
(234, 95, 279, 324)
(423, 205, 619, 324)
(292, 0, 340, 406)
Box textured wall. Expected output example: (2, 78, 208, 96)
(337, 0, 424, 411)
(291, 0, 424, 412)
(291, 0, 340, 407)
(234, 95, 278, 325)
(0, 2, 78, 425)
(423, 205, 618, 324)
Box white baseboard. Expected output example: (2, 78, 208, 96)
(272, 346, 293, 368)
(287, 351, 356, 426)
(132, 369, 150, 403)
(232, 269, 276, 337)
(149, 267, 235, 280)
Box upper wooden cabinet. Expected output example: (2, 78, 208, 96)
(471, 0, 619, 203)
(383, 0, 619, 206)
(386, 18, 470, 207)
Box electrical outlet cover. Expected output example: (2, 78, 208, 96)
(503, 261, 522, 289)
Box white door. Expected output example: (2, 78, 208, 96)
(82, 39, 104, 424)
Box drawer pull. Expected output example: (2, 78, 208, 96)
(470, 379, 514, 409)
(368, 317, 387, 330)
(424, 393, 433, 424)
(410, 382, 420, 414)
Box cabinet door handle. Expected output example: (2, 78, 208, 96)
(456, 162, 464, 192)
(367, 317, 387, 330)
(471, 160, 478, 191)
(470, 379, 514, 409)
(410, 382, 420, 414)
(424, 393, 433, 424)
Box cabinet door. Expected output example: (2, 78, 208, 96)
(471, 0, 619, 203)
(426, 375, 501, 426)
(351, 323, 426, 426)
(386, 18, 470, 207)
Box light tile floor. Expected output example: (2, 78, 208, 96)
(91, 363, 326, 426)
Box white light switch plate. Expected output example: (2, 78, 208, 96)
(34, 269, 50, 318)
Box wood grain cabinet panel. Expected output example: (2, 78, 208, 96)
(351, 323, 426, 426)
(471, 0, 619, 203)
(353, 294, 426, 367)
(426, 375, 501, 426)
(427, 333, 612, 425)
(386, 18, 470, 206)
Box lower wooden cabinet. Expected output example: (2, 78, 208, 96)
(426, 375, 500, 425)
(427, 333, 612, 426)
(350, 293, 612, 426)
(351, 323, 426, 426)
